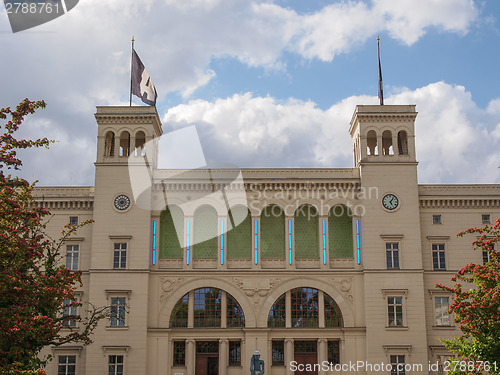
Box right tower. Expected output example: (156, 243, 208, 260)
(350, 105, 429, 373)
(349, 104, 417, 167)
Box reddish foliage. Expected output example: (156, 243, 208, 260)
(0, 100, 101, 373)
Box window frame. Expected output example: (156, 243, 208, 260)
(228, 340, 241, 366)
(390, 355, 406, 375)
(110, 297, 126, 327)
(113, 243, 127, 270)
(386, 242, 400, 269)
(193, 288, 222, 328)
(271, 340, 285, 366)
(432, 243, 446, 270)
(432, 215, 442, 224)
(291, 287, 319, 328)
(102, 347, 129, 375)
(173, 341, 186, 366)
(434, 296, 451, 327)
(105, 290, 130, 329)
(108, 354, 124, 375)
(66, 244, 79, 271)
(62, 298, 78, 329)
(483, 249, 492, 264)
(69, 216, 79, 226)
(57, 355, 76, 375)
(482, 214, 491, 224)
(327, 340, 340, 365)
(382, 289, 408, 329)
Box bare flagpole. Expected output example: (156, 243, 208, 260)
(377, 35, 384, 105)
(129, 36, 135, 106)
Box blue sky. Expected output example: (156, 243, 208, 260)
(1, 0, 500, 185)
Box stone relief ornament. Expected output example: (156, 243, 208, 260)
(159, 277, 184, 303)
(330, 277, 353, 304)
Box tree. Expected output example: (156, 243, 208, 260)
(0, 99, 107, 374)
(437, 217, 500, 374)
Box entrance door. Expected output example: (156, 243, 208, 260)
(294, 341, 318, 375)
(196, 341, 219, 375)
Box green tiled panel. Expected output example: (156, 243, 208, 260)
(159, 206, 184, 259)
(329, 205, 353, 258)
(227, 206, 252, 259)
(261, 205, 285, 259)
(294, 205, 319, 259)
(193, 206, 218, 259)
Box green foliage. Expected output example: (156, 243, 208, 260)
(0, 99, 107, 373)
(436, 217, 500, 374)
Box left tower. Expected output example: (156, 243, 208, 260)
(87, 106, 162, 373)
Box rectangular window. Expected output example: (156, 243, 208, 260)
(387, 297, 403, 327)
(328, 340, 340, 365)
(432, 215, 442, 224)
(272, 340, 284, 366)
(228, 341, 241, 366)
(58, 355, 76, 375)
(62, 299, 77, 328)
(386, 242, 400, 269)
(66, 245, 79, 271)
(435, 296, 450, 326)
(110, 297, 126, 327)
(113, 243, 127, 269)
(482, 214, 491, 224)
(69, 216, 78, 226)
(390, 355, 405, 375)
(483, 249, 492, 265)
(108, 355, 124, 375)
(173, 341, 185, 366)
(432, 244, 446, 270)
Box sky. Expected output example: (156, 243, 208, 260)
(1, 0, 500, 186)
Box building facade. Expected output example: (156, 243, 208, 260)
(37, 104, 500, 375)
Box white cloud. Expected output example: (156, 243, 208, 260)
(162, 82, 500, 184)
(374, 0, 478, 45)
(0, 0, 490, 186)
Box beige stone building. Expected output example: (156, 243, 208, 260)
(36, 104, 500, 375)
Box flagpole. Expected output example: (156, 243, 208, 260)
(129, 36, 135, 106)
(377, 36, 384, 105)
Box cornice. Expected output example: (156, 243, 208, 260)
(32, 187, 94, 210)
(419, 184, 500, 208)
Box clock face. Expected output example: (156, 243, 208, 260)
(382, 194, 399, 211)
(114, 194, 131, 211)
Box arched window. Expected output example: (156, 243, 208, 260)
(382, 130, 393, 155)
(294, 205, 319, 259)
(261, 205, 285, 259)
(268, 288, 343, 328)
(119, 131, 130, 157)
(398, 130, 408, 155)
(329, 205, 353, 258)
(160, 205, 184, 259)
(104, 131, 115, 157)
(194, 288, 221, 327)
(292, 288, 319, 327)
(170, 293, 188, 328)
(227, 205, 252, 260)
(367, 130, 377, 155)
(170, 288, 245, 328)
(324, 294, 343, 327)
(135, 131, 146, 156)
(193, 206, 218, 259)
(227, 294, 245, 327)
(267, 294, 286, 327)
